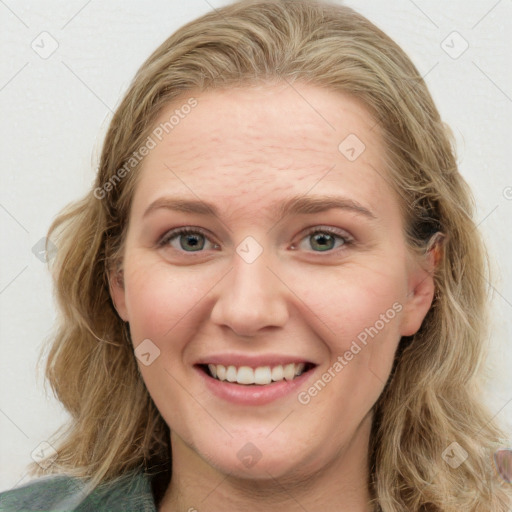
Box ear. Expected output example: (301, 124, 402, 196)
(108, 265, 129, 322)
(400, 233, 444, 337)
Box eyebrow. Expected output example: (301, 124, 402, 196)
(142, 194, 377, 221)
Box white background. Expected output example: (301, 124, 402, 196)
(1, 0, 511, 491)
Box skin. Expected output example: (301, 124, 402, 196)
(109, 82, 436, 511)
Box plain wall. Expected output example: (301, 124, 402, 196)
(1, 0, 511, 491)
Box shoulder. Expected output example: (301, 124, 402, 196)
(0, 470, 157, 511)
(0, 474, 85, 511)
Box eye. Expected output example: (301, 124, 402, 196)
(158, 227, 219, 253)
(292, 226, 353, 253)
(157, 225, 353, 255)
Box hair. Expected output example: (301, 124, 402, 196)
(27, 0, 511, 510)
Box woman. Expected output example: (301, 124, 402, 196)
(1, 0, 510, 510)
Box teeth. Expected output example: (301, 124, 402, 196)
(283, 363, 296, 381)
(216, 364, 226, 380)
(208, 364, 217, 379)
(271, 365, 283, 381)
(237, 366, 254, 385)
(206, 363, 307, 385)
(254, 366, 271, 385)
(226, 365, 237, 382)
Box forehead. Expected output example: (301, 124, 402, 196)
(130, 82, 398, 224)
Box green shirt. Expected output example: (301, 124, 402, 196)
(0, 468, 159, 511)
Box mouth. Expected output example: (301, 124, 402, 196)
(197, 362, 317, 386)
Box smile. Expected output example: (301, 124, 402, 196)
(203, 362, 314, 385)
(194, 359, 318, 405)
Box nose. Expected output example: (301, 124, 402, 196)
(209, 246, 289, 338)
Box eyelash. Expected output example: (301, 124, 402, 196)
(157, 226, 354, 256)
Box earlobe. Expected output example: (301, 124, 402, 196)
(400, 233, 445, 337)
(399, 269, 435, 336)
(108, 268, 129, 322)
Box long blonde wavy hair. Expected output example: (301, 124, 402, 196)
(28, 0, 511, 510)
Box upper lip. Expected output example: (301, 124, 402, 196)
(195, 354, 317, 368)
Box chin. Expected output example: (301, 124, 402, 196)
(216, 454, 305, 482)
(194, 434, 313, 481)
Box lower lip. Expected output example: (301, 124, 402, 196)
(195, 366, 316, 405)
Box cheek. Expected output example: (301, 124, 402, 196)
(301, 263, 406, 381)
(295, 277, 404, 427)
(301, 262, 406, 338)
(123, 257, 209, 344)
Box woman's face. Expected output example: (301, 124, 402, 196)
(110, 82, 435, 481)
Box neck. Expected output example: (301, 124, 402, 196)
(159, 413, 375, 512)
